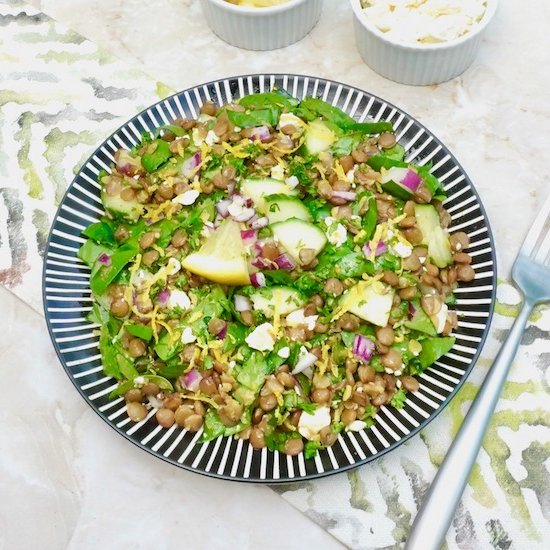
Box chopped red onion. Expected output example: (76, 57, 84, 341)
(115, 149, 141, 176)
(363, 241, 388, 258)
(233, 207, 256, 222)
(183, 369, 201, 392)
(249, 125, 271, 143)
(234, 295, 252, 312)
(401, 169, 422, 192)
(98, 253, 111, 266)
(279, 135, 294, 149)
(217, 322, 228, 339)
(250, 216, 269, 230)
(240, 229, 257, 242)
(292, 352, 318, 375)
(331, 190, 357, 202)
(253, 241, 263, 255)
(252, 257, 274, 270)
(352, 334, 376, 363)
(181, 152, 202, 177)
(158, 288, 171, 305)
(250, 272, 266, 288)
(408, 302, 417, 320)
(227, 181, 236, 196)
(274, 253, 295, 271)
(216, 198, 232, 218)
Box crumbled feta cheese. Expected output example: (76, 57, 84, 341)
(165, 257, 181, 275)
(233, 126, 242, 132)
(245, 322, 276, 352)
(134, 376, 146, 386)
(277, 346, 290, 359)
(391, 241, 413, 258)
(285, 309, 318, 331)
(327, 223, 348, 247)
(181, 327, 197, 344)
(396, 379, 403, 389)
(205, 130, 219, 146)
(167, 289, 191, 310)
(346, 167, 357, 182)
(278, 112, 305, 130)
(347, 420, 367, 432)
(285, 175, 300, 189)
(384, 367, 394, 374)
(173, 189, 200, 206)
(132, 269, 153, 288)
(271, 164, 285, 181)
(361, 0, 488, 45)
(192, 127, 205, 145)
(298, 406, 331, 440)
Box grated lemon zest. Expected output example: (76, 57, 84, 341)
(155, 319, 175, 344)
(182, 394, 219, 409)
(143, 201, 177, 223)
(222, 141, 250, 159)
(316, 344, 330, 376)
(151, 244, 165, 257)
(353, 229, 367, 244)
(342, 385, 352, 402)
(334, 161, 349, 183)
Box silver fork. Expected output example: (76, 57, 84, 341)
(406, 194, 550, 550)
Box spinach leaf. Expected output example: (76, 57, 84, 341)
(141, 139, 171, 173)
(227, 108, 279, 128)
(82, 220, 116, 245)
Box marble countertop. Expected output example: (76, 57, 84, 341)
(3, 0, 550, 548)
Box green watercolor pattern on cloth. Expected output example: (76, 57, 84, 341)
(0, 2, 549, 548)
(0, 0, 173, 309)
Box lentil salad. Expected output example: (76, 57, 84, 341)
(78, 89, 474, 458)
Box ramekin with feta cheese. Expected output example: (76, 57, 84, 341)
(349, 0, 498, 85)
(200, 0, 323, 50)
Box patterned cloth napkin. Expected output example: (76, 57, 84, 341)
(1, 2, 549, 548)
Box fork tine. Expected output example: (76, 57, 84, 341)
(520, 194, 550, 257)
(534, 228, 550, 264)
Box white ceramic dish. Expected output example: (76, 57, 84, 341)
(349, 0, 498, 86)
(200, 0, 322, 51)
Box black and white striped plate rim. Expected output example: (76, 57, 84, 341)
(43, 74, 497, 483)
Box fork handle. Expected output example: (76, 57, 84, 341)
(405, 298, 534, 550)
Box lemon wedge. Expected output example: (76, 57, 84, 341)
(181, 219, 251, 286)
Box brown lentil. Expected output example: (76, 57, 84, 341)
(156, 408, 175, 428)
(127, 402, 147, 422)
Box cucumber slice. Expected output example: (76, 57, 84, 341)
(339, 281, 394, 327)
(240, 178, 298, 212)
(250, 286, 305, 318)
(304, 119, 337, 155)
(404, 299, 436, 336)
(414, 204, 452, 268)
(271, 218, 327, 263)
(265, 195, 312, 225)
(101, 189, 144, 222)
(380, 167, 415, 201)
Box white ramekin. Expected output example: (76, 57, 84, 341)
(200, 0, 323, 51)
(350, 0, 498, 86)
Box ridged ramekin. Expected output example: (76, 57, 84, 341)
(200, 0, 323, 51)
(350, 0, 498, 86)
